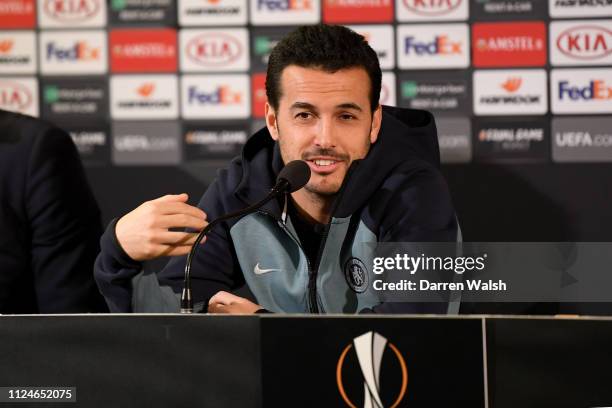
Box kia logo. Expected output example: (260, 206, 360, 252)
(557, 25, 612, 60)
(0, 82, 32, 112)
(186, 33, 242, 67)
(403, 0, 462, 15)
(44, 0, 100, 22)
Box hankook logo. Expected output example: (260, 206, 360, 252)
(186, 33, 242, 67)
(43, 0, 100, 21)
(336, 331, 408, 408)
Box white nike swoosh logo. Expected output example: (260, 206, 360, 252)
(254, 263, 281, 275)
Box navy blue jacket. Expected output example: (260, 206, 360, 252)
(95, 107, 458, 313)
(0, 109, 107, 313)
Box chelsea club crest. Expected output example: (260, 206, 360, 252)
(344, 257, 369, 293)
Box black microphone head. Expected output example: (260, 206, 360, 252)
(277, 160, 311, 193)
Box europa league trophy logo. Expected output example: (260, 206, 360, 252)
(336, 331, 408, 408)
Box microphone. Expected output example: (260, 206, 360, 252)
(180, 160, 311, 313)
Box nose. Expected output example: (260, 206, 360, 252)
(313, 117, 336, 149)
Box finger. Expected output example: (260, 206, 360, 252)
(155, 214, 208, 230)
(209, 291, 230, 305)
(157, 201, 207, 220)
(208, 303, 227, 314)
(154, 193, 189, 203)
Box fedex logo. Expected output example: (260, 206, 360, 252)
(558, 80, 612, 101)
(46, 41, 99, 61)
(257, 0, 311, 10)
(552, 69, 612, 114)
(404, 35, 462, 55)
(250, 0, 319, 24)
(188, 85, 242, 105)
(40, 31, 107, 74)
(181, 74, 250, 119)
(397, 24, 469, 69)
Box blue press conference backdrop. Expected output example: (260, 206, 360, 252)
(1, 0, 611, 241)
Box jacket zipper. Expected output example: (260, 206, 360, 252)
(257, 209, 319, 312)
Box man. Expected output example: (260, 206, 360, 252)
(0, 109, 107, 313)
(94, 24, 458, 314)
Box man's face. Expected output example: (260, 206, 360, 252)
(265, 65, 382, 196)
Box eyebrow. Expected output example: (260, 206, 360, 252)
(289, 102, 363, 113)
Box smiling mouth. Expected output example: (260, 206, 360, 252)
(312, 159, 336, 166)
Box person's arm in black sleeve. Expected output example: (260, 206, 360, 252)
(360, 166, 458, 314)
(26, 126, 107, 313)
(94, 170, 242, 313)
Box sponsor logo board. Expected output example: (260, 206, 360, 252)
(550, 20, 612, 66)
(54, 119, 110, 164)
(398, 71, 470, 115)
(472, 0, 547, 20)
(396, 0, 468, 22)
(551, 68, 612, 114)
(39, 30, 107, 75)
(0, 0, 36, 28)
(109, 0, 176, 25)
(38, 0, 107, 28)
(436, 116, 472, 163)
(473, 69, 547, 115)
(381, 71, 396, 106)
(110, 75, 178, 119)
(348, 25, 395, 70)
(112, 120, 181, 165)
(553, 116, 612, 162)
(250, 0, 320, 25)
(41, 77, 107, 120)
(323, 0, 393, 23)
(184, 121, 249, 160)
(549, 0, 612, 18)
(181, 74, 250, 119)
(180, 28, 249, 72)
(472, 21, 546, 67)
(474, 117, 549, 162)
(179, 0, 247, 26)
(110, 29, 177, 73)
(397, 23, 470, 69)
(0, 31, 36, 74)
(250, 27, 293, 71)
(0, 77, 38, 117)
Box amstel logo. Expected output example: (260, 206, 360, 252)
(0, 81, 32, 112)
(43, 0, 100, 22)
(402, 0, 462, 15)
(186, 33, 242, 67)
(557, 25, 612, 61)
(336, 331, 408, 408)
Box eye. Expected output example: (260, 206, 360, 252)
(339, 113, 356, 121)
(295, 112, 312, 120)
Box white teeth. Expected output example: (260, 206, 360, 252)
(314, 159, 336, 166)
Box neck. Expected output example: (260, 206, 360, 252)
(290, 189, 335, 224)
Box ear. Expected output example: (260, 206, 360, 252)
(265, 102, 279, 141)
(369, 104, 382, 144)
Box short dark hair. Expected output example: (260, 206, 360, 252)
(265, 24, 382, 114)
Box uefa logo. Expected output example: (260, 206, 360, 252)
(336, 331, 408, 408)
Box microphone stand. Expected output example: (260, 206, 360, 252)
(180, 180, 289, 313)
